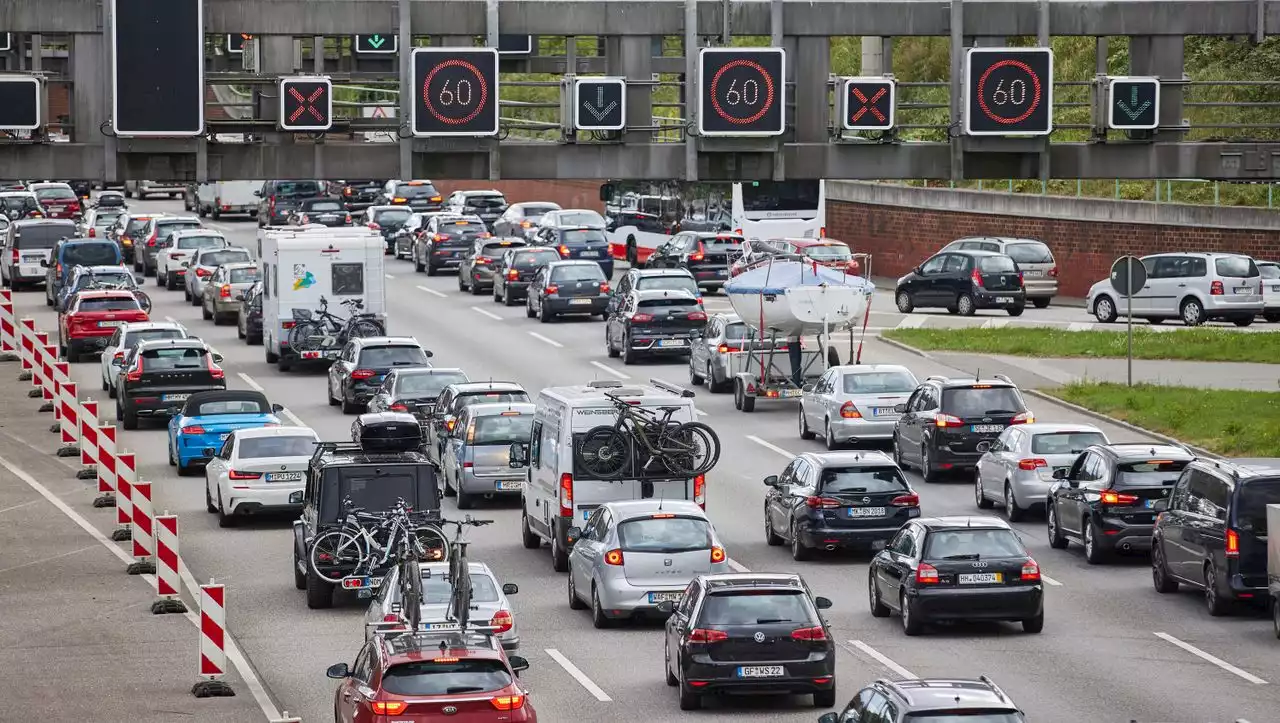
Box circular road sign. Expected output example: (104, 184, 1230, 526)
(422, 59, 491, 126)
(1110, 256, 1147, 297)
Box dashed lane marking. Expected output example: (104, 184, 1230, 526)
(385, 274, 396, 280)
(1153, 632, 1268, 685)
(981, 318, 1010, 330)
(0, 498, 42, 515)
(239, 373, 305, 426)
(845, 640, 917, 679)
(471, 306, 503, 321)
(726, 558, 749, 573)
(544, 648, 613, 702)
(1040, 573, 1063, 587)
(528, 332, 563, 348)
(896, 315, 927, 329)
(416, 285, 447, 298)
(746, 435, 794, 459)
(589, 361, 629, 380)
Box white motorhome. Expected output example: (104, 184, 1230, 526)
(257, 226, 387, 371)
(515, 379, 705, 572)
(196, 180, 262, 219)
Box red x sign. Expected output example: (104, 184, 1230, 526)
(279, 78, 333, 131)
(842, 78, 896, 131)
(851, 87, 887, 123)
(289, 86, 326, 123)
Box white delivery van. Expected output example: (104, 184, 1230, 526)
(196, 180, 262, 219)
(258, 226, 387, 372)
(516, 378, 706, 572)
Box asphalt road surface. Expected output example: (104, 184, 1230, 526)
(12, 197, 1276, 723)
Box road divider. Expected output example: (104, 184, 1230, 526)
(0, 290, 17, 360)
(193, 580, 236, 698)
(152, 514, 188, 614)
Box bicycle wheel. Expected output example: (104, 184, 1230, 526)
(309, 529, 367, 583)
(575, 425, 631, 479)
(414, 525, 451, 563)
(450, 547, 473, 629)
(660, 421, 721, 477)
(348, 318, 385, 339)
(399, 549, 423, 631)
(288, 320, 325, 352)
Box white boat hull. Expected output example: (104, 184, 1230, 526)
(724, 261, 872, 337)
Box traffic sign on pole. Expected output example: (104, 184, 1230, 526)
(0, 33, 11, 52)
(354, 34, 397, 54)
(963, 47, 1053, 136)
(697, 47, 786, 137)
(410, 48, 500, 137)
(573, 77, 626, 132)
(498, 35, 533, 55)
(839, 77, 896, 131)
(110, 0, 204, 137)
(226, 33, 252, 54)
(1108, 76, 1160, 131)
(278, 77, 333, 132)
(0, 76, 41, 131)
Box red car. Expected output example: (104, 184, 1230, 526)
(30, 183, 83, 220)
(328, 631, 536, 723)
(59, 290, 149, 362)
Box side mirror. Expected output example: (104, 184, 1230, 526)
(180, 261, 190, 267)
(814, 596, 833, 610)
(818, 714, 840, 723)
(424, 350, 434, 358)
(507, 655, 530, 673)
(271, 403, 284, 413)
(763, 474, 780, 487)
(1152, 499, 1168, 512)
(202, 447, 216, 457)
(655, 600, 676, 614)
(565, 526, 582, 546)
(893, 403, 908, 414)
(1051, 468, 1068, 480)
(252, 190, 262, 197)
(325, 662, 350, 679)
(212, 353, 224, 363)
(802, 383, 815, 393)
(235, 293, 245, 301)
(502, 583, 519, 595)
(508, 441, 528, 467)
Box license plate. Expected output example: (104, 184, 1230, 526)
(1143, 499, 1155, 508)
(1024, 270, 1044, 277)
(98, 320, 125, 328)
(995, 296, 1012, 304)
(267, 471, 303, 482)
(737, 666, 784, 678)
(781, 388, 803, 398)
(648, 592, 683, 603)
(718, 269, 727, 276)
(580, 251, 600, 258)
(657, 339, 686, 347)
(570, 298, 593, 305)
(289, 491, 303, 503)
(972, 424, 1003, 433)
(871, 406, 895, 416)
(219, 433, 229, 441)
(959, 573, 1003, 584)
(495, 479, 522, 490)
(340, 575, 384, 590)
(1233, 287, 1251, 294)
(163, 393, 190, 402)
(848, 506, 886, 518)
(424, 622, 460, 630)
(1271, 285, 1280, 292)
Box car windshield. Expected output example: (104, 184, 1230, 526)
(141, 346, 208, 369)
(1030, 432, 1108, 455)
(1005, 241, 1054, 264)
(618, 516, 712, 553)
(394, 183, 438, 199)
(470, 414, 534, 445)
(636, 276, 698, 295)
(229, 267, 259, 284)
(381, 659, 512, 696)
(978, 255, 1018, 273)
(555, 210, 605, 227)
(700, 591, 814, 626)
(272, 181, 322, 197)
(562, 229, 607, 244)
(125, 218, 152, 235)
(65, 244, 120, 266)
(513, 250, 560, 268)
(942, 387, 1024, 417)
(36, 187, 76, 201)
(1236, 479, 1280, 535)
(127, 329, 185, 348)
(15, 224, 76, 248)
(1116, 459, 1188, 488)
(1258, 263, 1280, 279)
(238, 435, 317, 458)
(177, 235, 225, 250)
(200, 250, 250, 267)
(481, 241, 523, 258)
(842, 371, 917, 394)
(77, 297, 139, 312)
(465, 195, 507, 209)
(803, 244, 850, 260)
(819, 466, 910, 495)
(358, 346, 430, 368)
(192, 399, 268, 415)
(925, 528, 1026, 559)
(395, 372, 469, 398)
(551, 265, 605, 282)
(374, 209, 412, 226)
(1215, 256, 1259, 278)
(904, 714, 1026, 723)
(521, 204, 559, 218)
(422, 571, 500, 604)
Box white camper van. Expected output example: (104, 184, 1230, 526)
(515, 379, 705, 572)
(196, 180, 261, 219)
(257, 226, 387, 371)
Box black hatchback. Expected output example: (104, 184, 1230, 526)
(895, 249, 1027, 317)
(660, 573, 836, 711)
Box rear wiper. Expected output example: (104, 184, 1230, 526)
(754, 618, 792, 624)
(984, 409, 1020, 415)
(445, 686, 484, 694)
(941, 553, 981, 560)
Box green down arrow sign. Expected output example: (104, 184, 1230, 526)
(1116, 85, 1152, 120)
(367, 35, 386, 49)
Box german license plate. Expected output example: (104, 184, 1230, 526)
(737, 666, 784, 678)
(872, 406, 895, 416)
(718, 269, 727, 276)
(1271, 285, 1280, 292)
(580, 251, 600, 258)
(219, 433, 229, 441)
(163, 393, 190, 402)
(267, 471, 303, 482)
(424, 622, 460, 630)
(340, 575, 384, 590)
(289, 491, 303, 503)
(995, 296, 1012, 304)
(657, 339, 686, 347)
(959, 573, 1003, 584)
(570, 298, 593, 305)
(648, 591, 683, 603)
(495, 479, 522, 490)
(972, 424, 1003, 433)
(1024, 270, 1044, 277)
(1233, 287, 1251, 294)
(98, 320, 125, 328)
(781, 388, 803, 398)
(848, 506, 886, 518)
(1143, 499, 1155, 508)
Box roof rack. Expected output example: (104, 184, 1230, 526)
(586, 379, 624, 389)
(875, 678, 914, 705)
(649, 378, 696, 398)
(978, 675, 1008, 702)
(924, 375, 949, 383)
(992, 374, 1014, 384)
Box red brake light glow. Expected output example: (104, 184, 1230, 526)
(219, 284, 231, 298)
(890, 493, 919, 507)
(710, 545, 725, 563)
(971, 268, 984, 287)
(688, 628, 728, 643)
(717, 344, 739, 353)
(389, 403, 408, 412)
(689, 242, 705, 262)
(558, 244, 570, 257)
(228, 470, 262, 480)
(935, 414, 964, 428)
(350, 369, 376, 380)
(506, 269, 519, 280)
(1021, 559, 1041, 582)
(599, 282, 610, 294)
(370, 701, 407, 715)
(1018, 458, 1048, 471)
(791, 626, 827, 641)
(915, 563, 940, 584)
(694, 473, 705, 508)
(839, 401, 861, 419)
(1099, 490, 1139, 505)
(544, 284, 559, 295)
(1226, 529, 1240, 557)
(604, 549, 624, 565)
(491, 694, 525, 711)
(1210, 280, 1224, 295)
(631, 313, 653, 322)
(490, 610, 514, 633)
(559, 473, 573, 517)
(181, 426, 205, 435)
(1011, 411, 1034, 424)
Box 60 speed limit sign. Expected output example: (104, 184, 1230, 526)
(963, 47, 1054, 136)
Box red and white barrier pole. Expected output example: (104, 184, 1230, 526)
(192, 580, 235, 698)
(18, 317, 36, 374)
(56, 380, 80, 456)
(76, 399, 99, 478)
(110, 451, 135, 542)
(31, 337, 52, 402)
(127, 480, 155, 575)
(151, 514, 188, 614)
(0, 290, 17, 361)
(94, 423, 118, 508)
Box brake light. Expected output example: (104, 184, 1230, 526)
(689, 242, 705, 262)
(368, 222, 381, 230)
(381, 613, 399, 623)
(559, 473, 573, 517)
(839, 401, 861, 419)
(1010, 411, 1034, 424)
(1210, 280, 1224, 295)
(604, 549, 624, 565)
(710, 545, 725, 563)
(10, 248, 16, 263)
(557, 244, 570, 257)
(196, 267, 212, 278)
(915, 563, 940, 584)
(344, 188, 353, 196)
(971, 268, 984, 287)
(632, 313, 653, 322)
(345, 214, 352, 223)
(890, 493, 919, 507)
(688, 628, 728, 643)
(490, 694, 525, 711)
(717, 344, 740, 353)
(1018, 458, 1048, 471)
(691, 473, 705, 508)
(56, 263, 62, 276)
(113, 351, 124, 362)
(806, 496, 841, 509)
(520, 221, 532, 228)
(599, 282, 610, 294)
(371, 702, 407, 715)
(544, 284, 559, 295)
(219, 284, 231, 298)
(125, 358, 143, 382)
(430, 195, 443, 202)
(465, 421, 476, 443)
(181, 426, 206, 435)
(1099, 489, 1139, 505)
(1021, 560, 1041, 582)
(687, 310, 707, 321)
(207, 353, 224, 380)
(935, 414, 964, 427)
(282, 320, 296, 330)
(228, 470, 262, 480)
(791, 626, 827, 641)
(445, 418, 456, 432)
(389, 403, 408, 412)
(1049, 265, 1059, 277)
(393, 197, 407, 203)
(1226, 528, 1240, 558)
(147, 234, 157, 247)
(88, 228, 96, 237)
(489, 610, 514, 633)
(351, 369, 376, 380)
(1017, 271, 1025, 287)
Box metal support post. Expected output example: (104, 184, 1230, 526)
(684, 0, 698, 180)
(486, 0, 500, 180)
(770, 0, 785, 181)
(794, 37, 829, 144)
(1037, 0, 1050, 183)
(948, 0, 964, 180)
(31, 34, 46, 138)
(1130, 35, 1186, 141)
(70, 32, 105, 146)
(398, 0, 413, 179)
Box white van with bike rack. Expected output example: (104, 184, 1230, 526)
(511, 378, 708, 572)
(258, 226, 387, 372)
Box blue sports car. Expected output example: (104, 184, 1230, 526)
(168, 390, 284, 475)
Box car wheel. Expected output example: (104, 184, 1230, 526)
(1032, 297, 1051, 309)
(425, 263, 438, 277)
(525, 296, 536, 319)
(798, 405, 814, 440)
(590, 585, 612, 629)
(326, 380, 339, 406)
(690, 359, 705, 386)
(1152, 542, 1178, 593)
(202, 302, 213, 321)
(168, 441, 177, 466)
(900, 591, 922, 636)
(1047, 503, 1068, 549)
(101, 373, 110, 392)
(764, 506, 782, 546)
(707, 363, 731, 394)
(292, 548, 307, 590)
(539, 302, 553, 323)
(956, 293, 976, 316)
(974, 471, 993, 509)
(122, 406, 138, 430)
(340, 395, 360, 415)
(789, 522, 810, 561)
(621, 336, 637, 365)
(567, 570, 587, 610)
(551, 534, 569, 572)
(895, 290, 914, 313)
(521, 509, 540, 549)
(1083, 520, 1106, 564)
(1264, 311, 1280, 323)
(217, 490, 237, 528)
(868, 570, 889, 617)
(1204, 562, 1230, 616)
(305, 570, 334, 609)
(1004, 483, 1025, 522)
(1022, 612, 1044, 633)
(1180, 298, 1205, 327)
(456, 488, 474, 509)
(824, 420, 840, 451)
(205, 479, 218, 513)
(1233, 316, 1253, 328)
(1093, 296, 1118, 323)
(893, 433, 910, 470)
(1006, 304, 1025, 317)
(920, 445, 939, 483)
(678, 670, 702, 711)
(664, 642, 678, 687)
(458, 274, 468, 292)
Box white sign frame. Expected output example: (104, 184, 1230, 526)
(962, 46, 1054, 137)
(226, 34, 251, 54)
(409, 47, 501, 138)
(1107, 76, 1161, 131)
(573, 77, 627, 132)
(696, 47, 787, 138)
(0, 33, 11, 53)
(354, 34, 398, 55)
(839, 77, 897, 132)
(109, 0, 205, 138)
(0, 76, 41, 131)
(278, 76, 334, 132)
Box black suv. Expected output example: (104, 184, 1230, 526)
(895, 249, 1027, 317)
(893, 375, 1034, 483)
(869, 516, 1045, 635)
(644, 231, 744, 291)
(1152, 457, 1280, 616)
(414, 214, 489, 276)
(292, 440, 441, 609)
(116, 339, 226, 430)
(255, 180, 326, 227)
(1046, 443, 1193, 563)
(328, 180, 384, 211)
(490, 246, 562, 305)
(659, 572, 836, 710)
(824, 677, 1024, 723)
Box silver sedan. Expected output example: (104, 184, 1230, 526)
(799, 364, 919, 449)
(363, 560, 520, 649)
(974, 422, 1109, 521)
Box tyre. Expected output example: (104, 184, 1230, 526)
(155, 271, 164, 287)
(1093, 296, 1118, 323)
(426, 263, 438, 277)
(122, 406, 139, 430)
(205, 481, 218, 513)
(551, 534, 569, 573)
(575, 426, 630, 479)
(678, 681, 702, 711)
(868, 571, 889, 617)
(202, 302, 212, 320)
(901, 591, 922, 635)
(956, 293, 976, 316)
(1204, 562, 1230, 616)
(974, 472, 993, 509)
(893, 433, 910, 470)
(798, 405, 815, 440)
(1233, 316, 1253, 327)
(217, 493, 238, 528)
(1031, 297, 1051, 309)
(166, 273, 179, 291)
(1151, 542, 1179, 593)
(707, 364, 731, 394)
(341, 395, 361, 415)
(1004, 483, 1026, 522)
(567, 571, 587, 610)
(1022, 612, 1044, 633)
(590, 586, 612, 629)
(824, 421, 840, 451)
(895, 290, 914, 313)
(1264, 311, 1280, 323)
(1180, 297, 1205, 327)
(414, 254, 425, 272)
(349, 318, 385, 338)
(525, 296, 536, 319)
(1046, 503, 1068, 549)
(764, 506, 782, 546)
(539, 302, 553, 323)
(288, 321, 324, 353)
(521, 509, 541, 550)
(920, 445, 939, 483)
(665, 646, 679, 686)
(1083, 520, 1107, 564)
(305, 571, 334, 609)
(1006, 304, 1025, 317)
(689, 359, 705, 386)
(458, 273, 468, 292)
(308, 529, 365, 583)
(790, 523, 810, 561)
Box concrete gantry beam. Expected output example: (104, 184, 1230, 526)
(2, 0, 1277, 36)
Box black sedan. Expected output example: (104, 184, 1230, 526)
(491, 246, 561, 306)
(116, 338, 226, 430)
(415, 215, 489, 276)
(237, 281, 263, 344)
(457, 237, 527, 295)
(526, 260, 610, 322)
(287, 198, 352, 227)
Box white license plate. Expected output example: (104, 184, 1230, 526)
(995, 296, 1013, 304)
(871, 406, 895, 416)
(98, 320, 125, 328)
(424, 622, 460, 630)
(580, 251, 600, 258)
(657, 339, 687, 347)
(495, 479, 522, 490)
(972, 424, 1003, 433)
(718, 269, 727, 276)
(781, 388, 803, 398)
(1023, 270, 1044, 277)
(959, 572, 1003, 584)
(570, 298, 593, 305)
(162, 393, 190, 402)
(1233, 287, 1251, 294)
(737, 666, 785, 678)
(648, 592, 683, 603)
(218, 433, 229, 441)
(267, 472, 303, 483)
(848, 506, 886, 518)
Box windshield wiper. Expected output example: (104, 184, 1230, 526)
(754, 618, 792, 624)
(445, 686, 484, 694)
(941, 553, 981, 560)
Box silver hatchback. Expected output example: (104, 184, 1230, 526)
(363, 560, 520, 649)
(974, 422, 1109, 521)
(440, 402, 535, 509)
(799, 364, 919, 449)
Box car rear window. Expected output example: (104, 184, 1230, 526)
(200, 249, 251, 267)
(36, 187, 76, 201)
(819, 466, 910, 495)
(1234, 479, 1280, 535)
(618, 516, 712, 553)
(381, 659, 511, 696)
(373, 209, 412, 225)
(456, 392, 529, 410)
(941, 386, 1025, 417)
(156, 221, 202, 237)
(358, 345, 430, 368)
(470, 414, 533, 446)
(15, 223, 75, 248)
(904, 713, 1026, 722)
(303, 200, 343, 212)
(440, 221, 486, 236)
(396, 372, 469, 398)
(78, 271, 133, 289)
(638, 297, 696, 309)
(423, 571, 500, 604)
(924, 528, 1026, 559)
(699, 591, 814, 626)
(127, 329, 186, 348)
(481, 240, 523, 257)
(551, 265, 606, 282)
(978, 255, 1018, 273)
(65, 243, 120, 267)
(724, 323, 750, 340)
(512, 250, 560, 268)
(339, 471, 418, 512)
(1258, 263, 1280, 279)
(394, 183, 439, 198)
(561, 229, 607, 245)
(1030, 432, 1108, 455)
(1115, 459, 1188, 487)
(1005, 241, 1054, 264)
(177, 235, 225, 250)
(238, 435, 317, 459)
(842, 371, 917, 394)
(1215, 256, 1259, 278)
(93, 212, 124, 227)
(125, 218, 152, 235)
(702, 236, 744, 252)
(192, 399, 268, 415)
(271, 181, 322, 197)
(556, 210, 606, 227)
(141, 346, 208, 369)
(229, 267, 259, 284)
(521, 204, 559, 218)
(803, 244, 850, 260)
(465, 195, 507, 209)
(636, 276, 698, 295)
(77, 297, 140, 312)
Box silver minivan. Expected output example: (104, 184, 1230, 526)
(441, 402, 536, 508)
(1086, 252, 1264, 327)
(942, 237, 1058, 307)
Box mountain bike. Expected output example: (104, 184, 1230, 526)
(436, 516, 494, 630)
(308, 498, 446, 584)
(575, 393, 720, 479)
(287, 295, 385, 353)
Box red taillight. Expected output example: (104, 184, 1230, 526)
(557, 244, 570, 257)
(599, 282, 610, 294)
(490, 610, 514, 633)
(839, 401, 861, 419)
(344, 188, 354, 196)
(805, 496, 841, 509)
(791, 626, 827, 641)
(1048, 265, 1059, 277)
(196, 267, 212, 278)
(475, 257, 491, 265)
(389, 403, 408, 412)
(147, 234, 157, 247)
(1010, 412, 1034, 425)
(370, 702, 407, 715)
(381, 613, 400, 623)
(219, 284, 231, 298)
(971, 268, 984, 287)
(717, 344, 740, 353)
(10, 248, 16, 263)
(544, 284, 559, 295)
(1099, 489, 1140, 505)
(282, 320, 296, 330)
(206, 353, 224, 380)
(604, 549, 624, 565)
(1018, 458, 1048, 471)
(935, 414, 964, 427)
(181, 426, 206, 435)
(345, 214, 352, 223)
(710, 545, 725, 563)
(559, 473, 573, 517)
(88, 228, 96, 237)
(689, 242, 705, 262)
(1021, 560, 1041, 582)
(915, 563, 940, 584)
(694, 474, 706, 509)
(125, 358, 143, 382)
(1226, 529, 1240, 558)
(688, 628, 728, 643)
(1210, 280, 1224, 295)
(632, 313, 654, 322)
(351, 369, 376, 380)
(520, 221, 532, 228)
(432, 233, 448, 242)
(890, 493, 919, 507)
(56, 263, 63, 276)
(506, 269, 519, 280)
(229, 469, 262, 480)
(368, 222, 381, 230)
(490, 694, 525, 711)
(1017, 272, 1025, 287)
(687, 310, 707, 321)
(113, 351, 124, 362)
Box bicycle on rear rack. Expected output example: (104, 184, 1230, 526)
(574, 393, 720, 479)
(287, 294, 385, 354)
(435, 515, 494, 630)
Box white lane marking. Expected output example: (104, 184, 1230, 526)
(1153, 632, 1268, 685)
(746, 435, 794, 459)
(527, 332, 563, 348)
(1066, 322, 1093, 332)
(981, 318, 1010, 330)
(237, 372, 264, 392)
(544, 648, 613, 702)
(726, 558, 749, 573)
(696, 409, 709, 417)
(0, 544, 97, 576)
(385, 274, 396, 280)
(164, 315, 179, 324)
(471, 306, 503, 321)
(895, 315, 927, 329)
(589, 361, 629, 380)
(0, 454, 284, 720)
(0, 498, 42, 515)
(847, 640, 917, 679)
(280, 408, 306, 427)
(1040, 573, 1063, 587)
(416, 285, 447, 298)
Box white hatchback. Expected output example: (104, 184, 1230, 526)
(204, 426, 319, 527)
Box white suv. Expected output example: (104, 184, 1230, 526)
(156, 230, 228, 290)
(1086, 252, 1264, 327)
(1258, 260, 1280, 323)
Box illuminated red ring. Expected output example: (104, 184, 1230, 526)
(976, 59, 1042, 125)
(709, 59, 775, 125)
(422, 60, 489, 126)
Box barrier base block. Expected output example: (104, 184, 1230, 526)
(92, 494, 117, 508)
(110, 527, 132, 541)
(56, 445, 80, 457)
(76, 467, 97, 480)
(0, 352, 18, 362)
(151, 598, 188, 615)
(192, 680, 236, 698)
(38, 402, 53, 412)
(18, 370, 32, 381)
(49, 423, 60, 432)
(126, 560, 156, 575)
(27, 388, 41, 398)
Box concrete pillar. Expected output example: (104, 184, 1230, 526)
(861, 37, 883, 75)
(1129, 36, 1185, 140)
(259, 36, 297, 139)
(793, 37, 829, 144)
(69, 33, 106, 146)
(607, 37, 653, 146)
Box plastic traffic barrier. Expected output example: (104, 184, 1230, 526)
(76, 399, 99, 478)
(93, 423, 118, 508)
(110, 451, 135, 542)
(0, 290, 18, 361)
(126, 480, 156, 575)
(17, 317, 36, 373)
(192, 580, 235, 697)
(151, 514, 187, 614)
(56, 378, 80, 455)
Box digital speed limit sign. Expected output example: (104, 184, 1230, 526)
(697, 47, 786, 137)
(963, 47, 1053, 136)
(410, 47, 500, 137)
